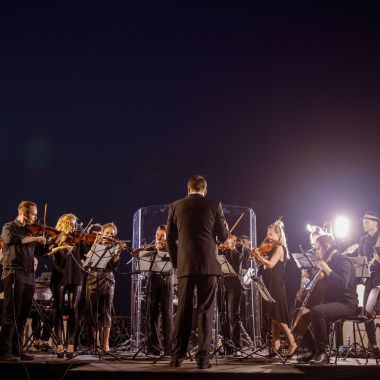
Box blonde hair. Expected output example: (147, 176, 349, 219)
(102, 223, 118, 235)
(268, 219, 287, 249)
(18, 200, 36, 214)
(56, 213, 77, 234)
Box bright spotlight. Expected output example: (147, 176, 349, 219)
(306, 224, 313, 232)
(333, 216, 350, 239)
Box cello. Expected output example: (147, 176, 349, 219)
(291, 248, 337, 337)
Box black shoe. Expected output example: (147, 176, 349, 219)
(41, 343, 54, 351)
(66, 351, 74, 359)
(170, 358, 185, 367)
(197, 361, 212, 369)
(0, 353, 20, 361)
(309, 352, 329, 365)
(147, 350, 161, 356)
(296, 350, 314, 363)
(20, 353, 35, 361)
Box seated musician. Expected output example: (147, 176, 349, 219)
(307, 234, 358, 364)
(85, 223, 122, 353)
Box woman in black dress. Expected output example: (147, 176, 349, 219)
(251, 220, 297, 357)
(48, 213, 86, 358)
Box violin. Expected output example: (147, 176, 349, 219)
(219, 235, 238, 251)
(26, 223, 61, 238)
(250, 239, 280, 264)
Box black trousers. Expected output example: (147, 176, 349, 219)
(363, 273, 380, 346)
(310, 301, 357, 352)
(224, 278, 242, 350)
(172, 275, 217, 363)
(52, 284, 82, 345)
(147, 273, 173, 354)
(0, 274, 34, 356)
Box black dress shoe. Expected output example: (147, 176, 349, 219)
(197, 361, 212, 369)
(0, 353, 20, 361)
(170, 357, 185, 367)
(296, 350, 315, 363)
(20, 353, 35, 361)
(309, 352, 329, 365)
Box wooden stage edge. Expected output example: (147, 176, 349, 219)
(0, 355, 379, 380)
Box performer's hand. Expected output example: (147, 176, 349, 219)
(34, 236, 47, 245)
(62, 244, 73, 252)
(317, 260, 332, 275)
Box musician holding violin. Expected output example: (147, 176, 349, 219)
(219, 234, 243, 356)
(0, 201, 47, 362)
(250, 220, 297, 358)
(85, 222, 123, 354)
(48, 213, 87, 358)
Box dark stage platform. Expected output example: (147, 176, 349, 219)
(0, 353, 379, 380)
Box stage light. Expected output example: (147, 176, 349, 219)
(306, 224, 313, 232)
(333, 216, 350, 239)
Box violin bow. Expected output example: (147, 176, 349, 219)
(229, 212, 245, 235)
(42, 203, 48, 242)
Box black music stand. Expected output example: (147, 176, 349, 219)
(349, 256, 370, 279)
(74, 243, 121, 360)
(132, 249, 173, 360)
(239, 274, 284, 363)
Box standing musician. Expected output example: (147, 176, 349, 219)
(141, 225, 173, 356)
(48, 213, 86, 358)
(357, 210, 380, 353)
(86, 223, 122, 353)
(251, 220, 297, 358)
(0, 200, 46, 361)
(307, 234, 358, 364)
(219, 236, 243, 356)
(167, 175, 229, 369)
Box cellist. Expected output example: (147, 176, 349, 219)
(307, 234, 358, 364)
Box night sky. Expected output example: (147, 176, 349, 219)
(1, 1, 380, 313)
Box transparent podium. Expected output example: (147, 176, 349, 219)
(129, 203, 261, 352)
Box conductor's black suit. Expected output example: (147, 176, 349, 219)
(167, 193, 229, 366)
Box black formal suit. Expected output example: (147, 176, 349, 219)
(167, 193, 229, 365)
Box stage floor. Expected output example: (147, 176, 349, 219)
(0, 352, 379, 380)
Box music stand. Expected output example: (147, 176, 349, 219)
(292, 252, 319, 270)
(77, 243, 121, 360)
(349, 256, 370, 279)
(133, 249, 173, 359)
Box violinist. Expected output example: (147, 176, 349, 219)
(219, 235, 243, 356)
(0, 201, 46, 362)
(144, 225, 173, 356)
(250, 220, 297, 358)
(308, 234, 358, 364)
(85, 223, 122, 354)
(48, 213, 87, 358)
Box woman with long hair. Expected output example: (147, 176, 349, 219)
(251, 220, 297, 357)
(49, 213, 86, 358)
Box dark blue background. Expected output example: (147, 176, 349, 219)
(1, 1, 380, 314)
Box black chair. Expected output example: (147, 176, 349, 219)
(329, 314, 372, 365)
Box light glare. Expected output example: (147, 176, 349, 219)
(334, 216, 350, 239)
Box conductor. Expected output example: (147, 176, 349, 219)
(167, 175, 229, 369)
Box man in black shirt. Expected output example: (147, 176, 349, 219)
(0, 201, 46, 361)
(358, 210, 380, 352)
(309, 234, 358, 364)
(219, 237, 243, 356)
